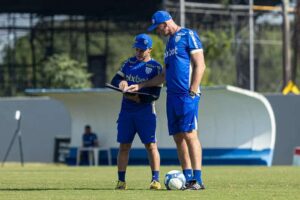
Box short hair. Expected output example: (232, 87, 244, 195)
(85, 125, 91, 129)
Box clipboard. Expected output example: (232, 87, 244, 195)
(105, 83, 158, 98)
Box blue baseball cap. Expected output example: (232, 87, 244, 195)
(147, 10, 172, 31)
(132, 33, 152, 50)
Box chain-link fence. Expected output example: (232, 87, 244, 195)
(0, 1, 298, 96)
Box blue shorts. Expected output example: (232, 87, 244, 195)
(166, 94, 200, 135)
(117, 105, 157, 144)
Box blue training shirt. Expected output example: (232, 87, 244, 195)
(164, 28, 203, 95)
(82, 133, 97, 147)
(117, 56, 162, 111)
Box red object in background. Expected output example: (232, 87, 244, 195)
(294, 147, 300, 155)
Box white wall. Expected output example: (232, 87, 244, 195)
(3, 86, 275, 164)
(0, 97, 71, 163)
(31, 86, 275, 154)
(199, 86, 276, 151)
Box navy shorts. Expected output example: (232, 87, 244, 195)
(166, 94, 200, 135)
(117, 105, 157, 144)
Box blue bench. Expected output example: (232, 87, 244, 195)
(66, 147, 272, 166)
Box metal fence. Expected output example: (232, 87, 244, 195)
(0, 1, 297, 96)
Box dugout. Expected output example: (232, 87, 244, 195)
(27, 85, 276, 166)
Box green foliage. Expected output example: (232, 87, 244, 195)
(41, 54, 92, 88)
(105, 33, 135, 82)
(201, 30, 235, 86)
(221, 0, 230, 7)
(150, 34, 165, 66)
(105, 34, 165, 82)
(256, 27, 282, 92)
(203, 31, 231, 61)
(0, 18, 286, 94)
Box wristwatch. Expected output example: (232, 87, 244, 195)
(189, 90, 197, 97)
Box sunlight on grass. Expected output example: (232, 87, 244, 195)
(0, 164, 299, 200)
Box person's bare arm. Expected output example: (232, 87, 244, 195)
(189, 50, 206, 93)
(127, 68, 165, 92)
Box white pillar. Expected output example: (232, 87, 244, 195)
(249, 0, 255, 91)
(180, 0, 185, 27)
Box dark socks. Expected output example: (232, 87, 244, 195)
(183, 169, 193, 182)
(152, 170, 159, 181)
(118, 171, 126, 182)
(193, 170, 202, 184)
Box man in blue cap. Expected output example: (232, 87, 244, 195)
(110, 33, 163, 190)
(127, 11, 206, 190)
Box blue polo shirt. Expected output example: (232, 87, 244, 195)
(117, 56, 162, 112)
(82, 133, 98, 147)
(164, 28, 203, 95)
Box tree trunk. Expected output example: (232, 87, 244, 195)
(293, 0, 300, 82)
(282, 0, 292, 89)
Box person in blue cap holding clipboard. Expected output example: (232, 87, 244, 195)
(110, 33, 162, 190)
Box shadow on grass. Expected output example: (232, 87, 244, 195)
(0, 188, 169, 191)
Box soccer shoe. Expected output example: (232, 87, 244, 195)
(149, 180, 161, 190)
(115, 180, 127, 190)
(183, 180, 205, 190)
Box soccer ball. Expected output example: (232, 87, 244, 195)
(164, 170, 186, 190)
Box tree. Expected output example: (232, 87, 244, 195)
(41, 54, 91, 88)
(201, 30, 234, 86)
(150, 34, 165, 66)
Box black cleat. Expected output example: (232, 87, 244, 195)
(183, 180, 205, 190)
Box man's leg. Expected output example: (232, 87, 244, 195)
(145, 142, 161, 189)
(183, 130, 202, 170)
(116, 143, 132, 189)
(145, 142, 160, 172)
(117, 143, 132, 171)
(173, 133, 192, 169)
(173, 133, 193, 182)
(183, 130, 205, 190)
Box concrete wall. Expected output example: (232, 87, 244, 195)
(2, 88, 289, 165)
(265, 95, 300, 165)
(28, 86, 275, 165)
(0, 97, 71, 163)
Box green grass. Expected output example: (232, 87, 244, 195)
(0, 164, 299, 200)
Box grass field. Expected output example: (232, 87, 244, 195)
(0, 164, 299, 200)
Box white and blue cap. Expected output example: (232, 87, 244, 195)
(133, 33, 152, 50)
(147, 10, 172, 31)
